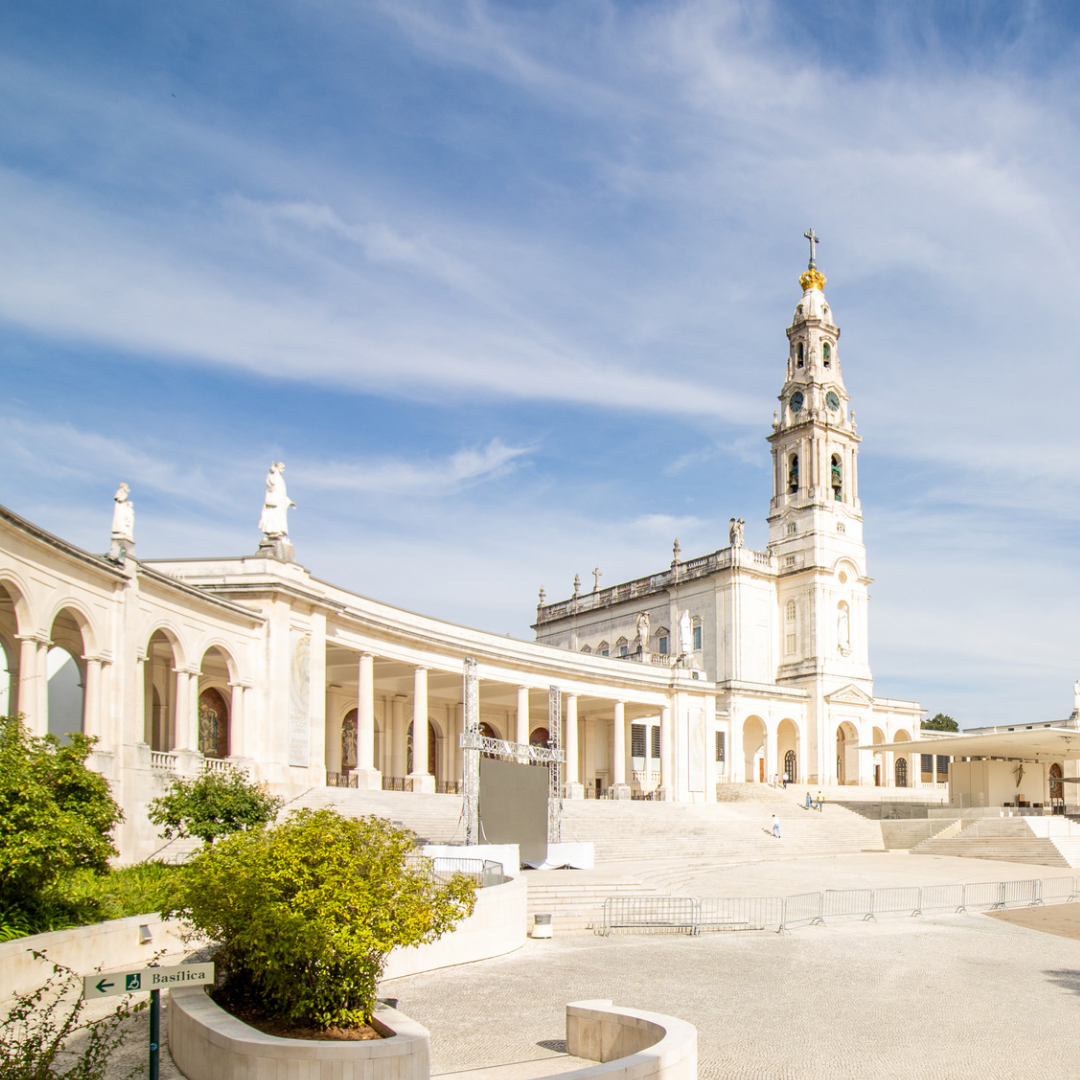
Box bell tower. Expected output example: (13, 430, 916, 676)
(767, 231, 872, 691)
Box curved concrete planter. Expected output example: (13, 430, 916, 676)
(169, 987, 429, 1080)
(559, 999, 697, 1080)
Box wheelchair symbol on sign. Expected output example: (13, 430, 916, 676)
(125, 974, 142, 991)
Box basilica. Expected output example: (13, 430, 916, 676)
(0, 242, 925, 862)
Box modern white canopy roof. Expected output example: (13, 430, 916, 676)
(861, 728, 1080, 761)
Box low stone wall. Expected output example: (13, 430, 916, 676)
(170, 988, 429, 1080)
(0, 914, 188, 998)
(382, 872, 526, 980)
(561, 999, 697, 1080)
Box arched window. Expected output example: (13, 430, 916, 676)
(823, 342, 831, 366)
(831, 454, 842, 501)
(785, 599, 796, 622)
(788, 454, 799, 494)
(598, 641, 610, 658)
(796, 341, 804, 368)
(530, 727, 550, 748)
(784, 749, 797, 784)
(616, 636, 629, 657)
(895, 757, 908, 787)
(656, 628, 670, 656)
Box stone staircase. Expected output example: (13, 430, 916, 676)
(913, 818, 1071, 867)
(524, 876, 667, 935)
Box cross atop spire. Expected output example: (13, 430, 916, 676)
(804, 228, 820, 269)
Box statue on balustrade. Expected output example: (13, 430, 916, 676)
(259, 462, 295, 539)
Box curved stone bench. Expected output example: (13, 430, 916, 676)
(169, 987, 429, 1080)
(556, 999, 697, 1080)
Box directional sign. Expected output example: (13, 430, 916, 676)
(82, 963, 214, 1000)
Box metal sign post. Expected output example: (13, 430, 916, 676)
(83, 962, 214, 1078)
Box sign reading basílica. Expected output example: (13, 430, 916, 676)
(82, 963, 214, 1000)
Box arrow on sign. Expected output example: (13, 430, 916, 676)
(95, 979, 114, 994)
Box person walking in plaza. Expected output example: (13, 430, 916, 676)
(771, 813, 781, 839)
(816, 790, 824, 812)
(805, 791, 812, 810)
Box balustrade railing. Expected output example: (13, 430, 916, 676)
(202, 757, 232, 774)
(150, 750, 177, 771)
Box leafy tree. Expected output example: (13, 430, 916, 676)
(921, 713, 959, 732)
(147, 765, 284, 845)
(167, 808, 477, 1028)
(0, 950, 145, 1080)
(0, 715, 122, 916)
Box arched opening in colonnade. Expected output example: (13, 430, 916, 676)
(0, 582, 26, 716)
(835, 721, 860, 785)
(47, 607, 91, 741)
(407, 719, 438, 776)
(198, 646, 235, 759)
(777, 718, 798, 784)
(145, 629, 181, 751)
(743, 715, 766, 783)
(893, 730, 912, 788)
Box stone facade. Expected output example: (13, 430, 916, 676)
(534, 257, 923, 787)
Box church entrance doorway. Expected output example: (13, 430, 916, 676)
(743, 715, 766, 783)
(835, 722, 860, 785)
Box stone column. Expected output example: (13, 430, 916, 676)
(229, 682, 245, 758)
(391, 695, 407, 779)
(351, 653, 380, 789)
(610, 702, 630, 799)
(16, 635, 41, 734)
(82, 657, 103, 739)
(174, 670, 202, 774)
(658, 704, 673, 800)
(730, 712, 744, 784)
(516, 685, 530, 751)
(409, 667, 435, 793)
(765, 721, 778, 786)
(564, 694, 583, 799)
(583, 717, 595, 796)
(448, 703, 462, 789)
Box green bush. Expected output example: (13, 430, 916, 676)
(0, 950, 144, 1079)
(147, 765, 284, 845)
(0, 715, 122, 919)
(167, 808, 476, 1027)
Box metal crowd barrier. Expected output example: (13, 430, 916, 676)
(698, 897, 783, 933)
(595, 876, 1080, 936)
(602, 896, 699, 935)
(408, 855, 504, 888)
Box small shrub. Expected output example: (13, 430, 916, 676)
(167, 808, 477, 1028)
(0, 715, 122, 920)
(148, 766, 284, 845)
(0, 950, 145, 1079)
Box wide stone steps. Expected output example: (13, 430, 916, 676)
(525, 880, 666, 934)
(913, 819, 1072, 867)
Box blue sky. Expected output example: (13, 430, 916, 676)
(2, 0, 1080, 727)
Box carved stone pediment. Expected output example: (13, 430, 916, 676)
(825, 683, 874, 707)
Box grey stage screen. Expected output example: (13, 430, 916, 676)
(478, 757, 548, 865)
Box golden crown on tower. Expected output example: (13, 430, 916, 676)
(800, 228, 825, 291)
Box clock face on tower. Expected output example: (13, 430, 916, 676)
(826, 391, 840, 412)
(790, 391, 805, 413)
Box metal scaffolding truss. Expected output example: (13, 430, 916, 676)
(460, 660, 565, 845)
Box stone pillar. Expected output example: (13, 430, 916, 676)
(229, 682, 245, 758)
(391, 695, 407, 779)
(174, 670, 202, 773)
(516, 685, 530, 750)
(82, 657, 103, 739)
(658, 704, 673, 800)
(564, 694, 583, 799)
(583, 717, 595, 796)
(351, 653, 381, 789)
(730, 712, 744, 783)
(409, 667, 435, 793)
(16, 635, 42, 735)
(448, 703, 462, 789)
(610, 702, 630, 799)
(765, 721, 778, 786)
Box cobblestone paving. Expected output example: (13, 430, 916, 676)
(385, 912, 1080, 1079)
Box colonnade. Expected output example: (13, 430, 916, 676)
(337, 652, 677, 799)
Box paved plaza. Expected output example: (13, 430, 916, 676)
(383, 854, 1080, 1080)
